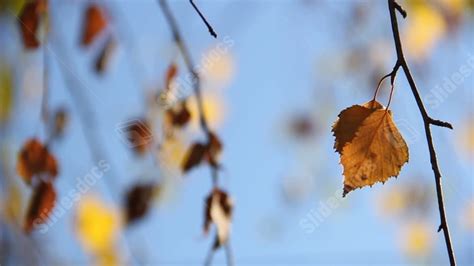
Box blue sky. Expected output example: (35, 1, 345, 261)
(1, 0, 473, 265)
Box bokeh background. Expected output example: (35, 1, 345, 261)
(0, 0, 473, 265)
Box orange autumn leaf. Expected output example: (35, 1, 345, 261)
(17, 138, 58, 184)
(334, 101, 409, 196)
(81, 4, 107, 46)
(332, 100, 383, 154)
(24, 181, 56, 233)
(333, 100, 409, 196)
(18, 0, 48, 49)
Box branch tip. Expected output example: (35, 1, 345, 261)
(392, 0, 407, 18)
(429, 118, 453, 130)
(190, 0, 217, 38)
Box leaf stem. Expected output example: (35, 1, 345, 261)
(387, 0, 455, 265)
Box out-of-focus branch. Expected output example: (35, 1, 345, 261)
(158, 0, 219, 185)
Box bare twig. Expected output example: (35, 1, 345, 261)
(387, 0, 455, 264)
(189, 0, 217, 38)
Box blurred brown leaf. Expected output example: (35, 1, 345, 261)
(52, 107, 69, 138)
(206, 132, 222, 168)
(17, 138, 58, 185)
(204, 188, 233, 250)
(181, 142, 207, 172)
(125, 119, 153, 155)
(81, 4, 107, 46)
(18, 0, 48, 49)
(95, 36, 117, 74)
(181, 132, 222, 173)
(124, 183, 158, 224)
(24, 181, 56, 233)
(165, 63, 178, 91)
(166, 101, 191, 128)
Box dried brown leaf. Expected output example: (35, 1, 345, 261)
(340, 108, 409, 196)
(94, 36, 116, 74)
(17, 138, 58, 184)
(18, 0, 47, 49)
(165, 63, 178, 91)
(124, 183, 158, 224)
(203, 188, 233, 250)
(181, 142, 207, 172)
(166, 101, 191, 128)
(81, 4, 107, 46)
(24, 181, 56, 233)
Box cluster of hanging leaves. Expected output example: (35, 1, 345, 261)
(157, 63, 223, 173)
(159, 62, 232, 250)
(18, 0, 47, 49)
(204, 188, 233, 250)
(124, 183, 160, 225)
(332, 100, 409, 196)
(17, 138, 59, 233)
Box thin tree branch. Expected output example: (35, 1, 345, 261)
(387, 0, 456, 265)
(159, 1, 233, 265)
(190, 0, 217, 38)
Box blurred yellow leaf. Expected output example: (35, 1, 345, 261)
(399, 221, 433, 257)
(76, 195, 121, 254)
(0, 65, 13, 124)
(404, 1, 446, 60)
(202, 50, 235, 86)
(376, 186, 406, 217)
(0, 0, 26, 15)
(94, 246, 120, 266)
(188, 93, 225, 130)
(1, 183, 24, 225)
(159, 136, 187, 170)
